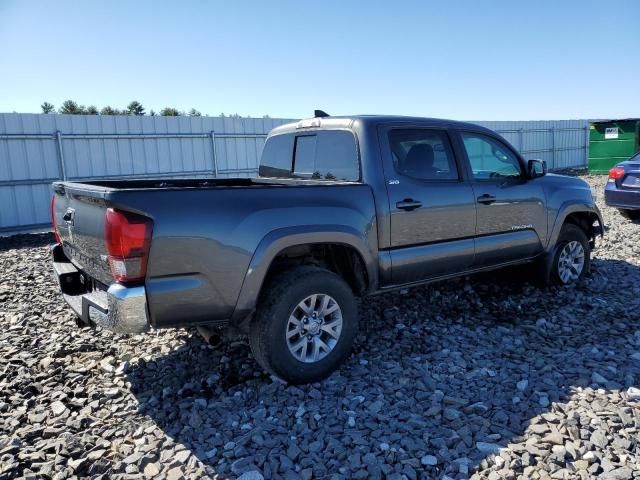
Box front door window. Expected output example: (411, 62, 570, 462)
(461, 132, 522, 180)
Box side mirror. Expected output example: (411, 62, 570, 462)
(527, 159, 547, 179)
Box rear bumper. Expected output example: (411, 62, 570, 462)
(604, 182, 640, 210)
(51, 244, 150, 334)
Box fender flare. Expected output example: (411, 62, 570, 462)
(545, 201, 604, 252)
(231, 224, 377, 323)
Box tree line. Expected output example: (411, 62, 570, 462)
(40, 100, 266, 118)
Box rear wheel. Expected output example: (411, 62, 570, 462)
(249, 266, 358, 384)
(550, 224, 590, 285)
(619, 209, 640, 221)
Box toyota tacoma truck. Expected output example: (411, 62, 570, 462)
(51, 114, 603, 384)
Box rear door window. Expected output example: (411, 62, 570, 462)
(388, 129, 459, 180)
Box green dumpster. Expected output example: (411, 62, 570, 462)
(588, 119, 640, 173)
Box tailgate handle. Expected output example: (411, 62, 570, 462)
(63, 208, 75, 224)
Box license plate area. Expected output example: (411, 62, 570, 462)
(54, 244, 98, 295)
(622, 174, 640, 188)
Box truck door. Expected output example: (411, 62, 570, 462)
(379, 126, 477, 285)
(455, 130, 547, 267)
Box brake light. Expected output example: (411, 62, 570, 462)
(104, 208, 153, 283)
(51, 195, 61, 244)
(609, 167, 625, 179)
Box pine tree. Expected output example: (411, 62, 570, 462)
(159, 107, 181, 116)
(59, 100, 82, 114)
(41, 102, 55, 114)
(126, 101, 145, 116)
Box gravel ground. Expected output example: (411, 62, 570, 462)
(1, 175, 639, 480)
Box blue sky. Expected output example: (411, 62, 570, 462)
(1, 0, 638, 120)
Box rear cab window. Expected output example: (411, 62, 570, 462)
(259, 130, 360, 181)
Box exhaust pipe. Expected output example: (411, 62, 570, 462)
(197, 326, 223, 347)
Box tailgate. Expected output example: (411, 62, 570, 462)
(52, 182, 114, 286)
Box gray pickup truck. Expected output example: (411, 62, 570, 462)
(51, 114, 603, 384)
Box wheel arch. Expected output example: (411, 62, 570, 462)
(231, 225, 377, 324)
(546, 202, 603, 253)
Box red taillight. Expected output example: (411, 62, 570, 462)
(51, 195, 61, 244)
(609, 167, 625, 179)
(104, 208, 153, 283)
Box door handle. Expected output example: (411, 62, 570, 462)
(477, 194, 497, 205)
(396, 199, 422, 211)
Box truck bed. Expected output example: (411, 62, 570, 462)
(52, 177, 377, 329)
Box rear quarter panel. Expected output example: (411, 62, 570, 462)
(109, 184, 378, 328)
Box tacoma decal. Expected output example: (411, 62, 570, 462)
(511, 224, 533, 230)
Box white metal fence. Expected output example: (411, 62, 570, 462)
(0, 114, 589, 233)
(0, 113, 293, 232)
(475, 120, 589, 171)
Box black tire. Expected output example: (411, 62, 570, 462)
(549, 223, 591, 285)
(619, 209, 640, 221)
(249, 266, 358, 384)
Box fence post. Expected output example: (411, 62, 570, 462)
(210, 131, 219, 177)
(551, 127, 556, 170)
(584, 125, 590, 170)
(55, 131, 67, 180)
(518, 128, 524, 151)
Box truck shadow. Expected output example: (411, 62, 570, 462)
(126, 256, 639, 479)
(0, 232, 54, 252)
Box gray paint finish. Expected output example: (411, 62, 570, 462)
(51, 115, 603, 331)
(53, 178, 377, 328)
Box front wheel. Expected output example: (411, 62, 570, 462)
(619, 209, 640, 221)
(249, 266, 358, 384)
(550, 224, 591, 285)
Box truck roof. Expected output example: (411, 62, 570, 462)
(269, 114, 495, 137)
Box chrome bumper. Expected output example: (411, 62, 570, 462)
(89, 284, 149, 334)
(51, 244, 150, 334)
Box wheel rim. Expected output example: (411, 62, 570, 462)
(557, 241, 585, 284)
(286, 293, 343, 363)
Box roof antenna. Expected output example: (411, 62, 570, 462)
(314, 110, 330, 118)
